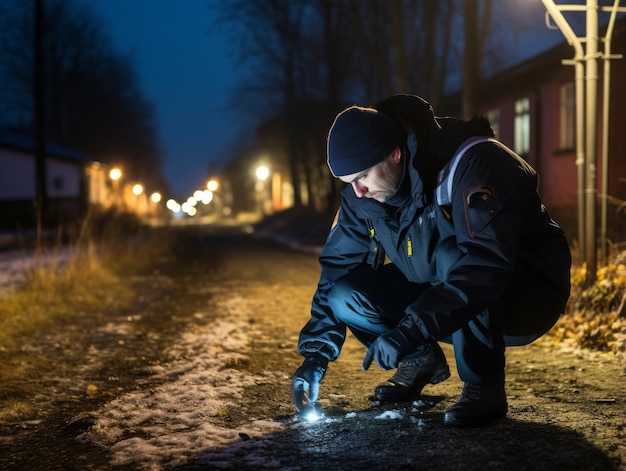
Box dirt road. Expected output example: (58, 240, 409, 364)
(0, 225, 623, 470)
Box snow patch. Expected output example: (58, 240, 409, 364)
(375, 410, 404, 420)
(79, 295, 290, 470)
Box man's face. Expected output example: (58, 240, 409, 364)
(338, 148, 403, 203)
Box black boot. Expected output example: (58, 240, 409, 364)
(374, 342, 450, 402)
(443, 382, 507, 427)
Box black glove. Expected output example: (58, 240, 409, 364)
(362, 326, 416, 371)
(292, 356, 328, 412)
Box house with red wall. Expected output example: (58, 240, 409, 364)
(441, 17, 626, 256)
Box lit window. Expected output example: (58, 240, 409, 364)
(514, 97, 530, 155)
(560, 82, 575, 149)
(486, 108, 500, 139)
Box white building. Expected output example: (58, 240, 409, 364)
(0, 130, 109, 229)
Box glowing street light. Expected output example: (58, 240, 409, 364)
(109, 168, 123, 208)
(255, 165, 271, 217)
(166, 199, 181, 212)
(256, 166, 270, 181)
(201, 190, 213, 204)
(207, 179, 219, 192)
(150, 192, 162, 203)
(132, 184, 143, 195)
(109, 168, 122, 180)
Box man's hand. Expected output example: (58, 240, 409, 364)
(292, 356, 328, 412)
(362, 326, 416, 370)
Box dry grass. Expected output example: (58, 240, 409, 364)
(0, 210, 170, 351)
(543, 251, 626, 364)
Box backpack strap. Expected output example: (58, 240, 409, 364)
(436, 137, 494, 206)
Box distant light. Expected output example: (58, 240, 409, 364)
(207, 180, 219, 192)
(132, 184, 143, 195)
(166, 199, 181, 212)
(182, 204, 197, 216)
(186, 196, 197, 207)
(201, 190, 213, 204)
(151, 192, 162, 203)
(256, 166, 270, 181)
(193, 190, 204, 200)
(109, 168, 122, 180)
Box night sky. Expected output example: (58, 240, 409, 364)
(86, 0, 240, 198)
(85, 0, 571, 199)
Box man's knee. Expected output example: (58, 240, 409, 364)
(327, 277, 357, 315)
(327, 277, 383, 327)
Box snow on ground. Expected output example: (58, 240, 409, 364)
(0, 230, 408, 470)
(0, 250, 30, 296)
(0, 248, 70, 297)
(74, 291, 413, 470)
(77, 294, 289, 469)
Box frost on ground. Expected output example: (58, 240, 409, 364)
(75, 291, 419, 470)
(0, 248, 70, 296)
(77, 295, 290, 469)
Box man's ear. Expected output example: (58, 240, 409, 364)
(391, 146, 402, 164)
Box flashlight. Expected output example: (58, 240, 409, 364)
(299, 401, 323, 422)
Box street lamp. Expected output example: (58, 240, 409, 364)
(255, 165, 271, 218)
(256, 166, 270, 181)
(109, 168, 122, 181)
(109, 167, 122, 208)
(132, 184, 143, 196)
(207, 179, 219, 192)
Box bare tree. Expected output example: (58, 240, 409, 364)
(462, 0, 492, 119)
(213, 0, 539, 215)
(214, 0, 315, 207)
(0, 0, 166, 192)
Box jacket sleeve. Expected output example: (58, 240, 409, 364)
(399, 142, 568, 341)
(297, 194, 371, 361)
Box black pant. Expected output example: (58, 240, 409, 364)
(327, 264, 565, 384)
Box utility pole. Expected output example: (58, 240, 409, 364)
(462, 0, 479, 119)
(540, 0, 625, 286)
(34, 0, 46, 251)
(585, 0, 599, 284)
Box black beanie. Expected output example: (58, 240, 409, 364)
(327, 106, 401, 177)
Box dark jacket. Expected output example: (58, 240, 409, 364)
(298, 95, 571, 361)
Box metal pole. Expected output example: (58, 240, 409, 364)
(600, 56, 609, 264)
(600, 1, 622, 264)
(34, 0, 46, 250)
(574, 60, 586, 262)
(541, 1, 586, 260)
(585, 0, 599, 284)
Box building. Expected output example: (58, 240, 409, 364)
(0, 130, 154, 230)
(441, 16, 626, 256)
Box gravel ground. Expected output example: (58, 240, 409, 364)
(0, 224, 624, 470)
